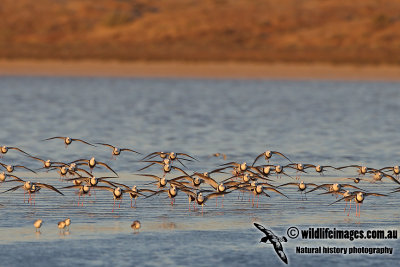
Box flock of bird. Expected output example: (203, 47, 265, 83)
(1, 136, 400, 232)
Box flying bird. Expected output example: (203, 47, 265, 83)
(254, 223, 288, 264)
(42, 136, 95, 148)
(95, 143, 141, 159)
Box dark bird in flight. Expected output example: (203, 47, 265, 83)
(254, 223, 288, 264)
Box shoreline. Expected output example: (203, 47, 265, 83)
(1, 60, 400, 81)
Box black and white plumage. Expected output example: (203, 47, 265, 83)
(254, 223, 288, 264)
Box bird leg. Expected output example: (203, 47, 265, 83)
(119, 199, 122, 208)
(112, 199, 115, 212)
(256, 194, 259, 208)
(347, 201, 352, 216)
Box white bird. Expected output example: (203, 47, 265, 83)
(34, 219, 43, 232)
(95, 143, 141, 159)
(42, 136, 95, 148)
(0, 146, 31, 157)
(252, 150, 292, 166)
(72, 157, 118, 176)
(58, 221, 66, 232)
(131, 220, 141, 232)
(64, 218, 71, 230)
(0, 162, 37, 174)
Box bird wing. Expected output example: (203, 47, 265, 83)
(97, 162, 119, 176)
(341, 184, 363, 190)
(137, 174, 162, 182)
(71, 138, 96, 147)
(15, 165, 37, 174)
(365, 192, 387, 197)
(1, 184, 23, 193)
(272, 151, 292, 163)
(120, 148, 141, 154)
(8, 147, 31, 156)
(329, 194, 355, 205)
(36, 183, 64, 195)
(272, 242, 289, 264)
(177, 153, 198, 161)
(71, 159, 89, 163)
(94, 186, 117, 193)
(337, 165, 361, 170)
(41, 136, 65, 141)
(141, 152, 162, 160)
(75, 168, 93, 177)
(136, 163, 156, 172)
(306, 184, 331, 193)
(29, 156, 45, 163)
(200, 176, 218, 189)
(253, 223, 273, 236)
(276, 182, 298, 188)
(171, 166, 190, 177)
(263, 187, 289, 198)
(251, 153, 265, 166)
(180, 188, 196, 198)
(383, 173, 400, 185)
(95, 143, 115, 149)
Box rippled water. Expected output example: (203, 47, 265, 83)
(0, 76, 399, 266)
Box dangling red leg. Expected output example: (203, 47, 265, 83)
(112, 199, 115, 212)
(348, 201, 352, 216)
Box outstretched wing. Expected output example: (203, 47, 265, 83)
(272, 242, 288, 264)
(254, 223, 273, 236)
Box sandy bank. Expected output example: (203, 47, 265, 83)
(1, 60, 400, 81)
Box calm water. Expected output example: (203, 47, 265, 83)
(0, 76, 399, 266)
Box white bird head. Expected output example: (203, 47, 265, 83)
(169, 152, 176, 160)
(114, 187, 122, 197)
(90, 177, 98, 186)
(0, 172, 6, 182)
(356, 192, 364, 202)
(163, 164, 171, 173)
(263, 166, 271, 174)
(218, 183, 226, 192)
(24, 181, 32, 190)
(240, 162, 247, 171)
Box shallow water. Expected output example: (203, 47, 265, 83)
(0, 77, 399, 266)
